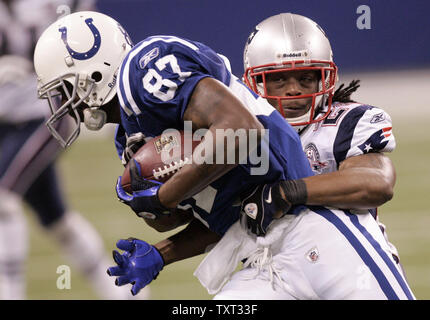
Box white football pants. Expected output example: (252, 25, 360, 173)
(214, 207, 415, 300)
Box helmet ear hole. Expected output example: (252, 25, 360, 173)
(91, 71, 103, 82)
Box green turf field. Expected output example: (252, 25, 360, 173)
(24, 117, 430, 300)
(25, 129, 213, 300)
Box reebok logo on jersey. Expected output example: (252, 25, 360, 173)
(370, 112, 385, 123)
(139, 47, 160, 69)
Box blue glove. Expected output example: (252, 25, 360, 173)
(240, 182, 291, 236)
(107, 238, 165, 296)
(116, 159, 171, 219)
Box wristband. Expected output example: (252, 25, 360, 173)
(278, 179, 308, 205)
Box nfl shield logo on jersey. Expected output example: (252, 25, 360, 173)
(306, 247, 320, 263)
(244, 203, 258, 220)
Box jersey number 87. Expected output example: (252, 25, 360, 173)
(142, 54, 191, 102)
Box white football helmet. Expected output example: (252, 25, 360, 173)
(34, 11, 133, 147)
(243, 13, 338, 132)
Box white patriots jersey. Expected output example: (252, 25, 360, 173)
(300, 102, 395, 174)
(300, 101, 399, 260)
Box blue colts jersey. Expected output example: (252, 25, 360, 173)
(115, 35, 313, 235)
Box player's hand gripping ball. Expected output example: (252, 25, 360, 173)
(116, 130, 199, 219)
(120, 130, 199, 191)
(116, 159, 169, 219)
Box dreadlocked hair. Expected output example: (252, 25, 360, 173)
(332, 79, 361, 103)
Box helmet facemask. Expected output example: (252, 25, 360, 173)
(244, 60, 337, 131)
(38, 73, 98, 148)
(34, 11, 133, 148)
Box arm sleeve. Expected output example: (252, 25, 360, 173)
(333, 105, 396, 166)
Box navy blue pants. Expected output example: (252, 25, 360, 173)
(0, 118, 70, 227)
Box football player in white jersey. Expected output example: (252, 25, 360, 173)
(33, 11, 415, 300)
(242, 12, 400, 265)
(195, 13, 413, 300)
(0, 0, 146, 300)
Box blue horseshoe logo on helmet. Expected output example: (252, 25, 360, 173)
(59, 18, 101, 60)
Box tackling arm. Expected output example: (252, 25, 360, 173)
(154, 219, 221, 265)
(143, 208, 194, 233)
(302, 152, 396, 209)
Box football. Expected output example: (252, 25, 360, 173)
(121, 130, 199, 193)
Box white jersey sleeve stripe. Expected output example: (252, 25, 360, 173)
(120, 45, 144, 115)
(116, 60, 133, 116)
(154, 35, 199, 51)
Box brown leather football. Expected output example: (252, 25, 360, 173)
(121, 130, 200, 193)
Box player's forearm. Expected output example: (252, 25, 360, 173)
(303, 166, 394, 209)
(159, 161, 236, 208)
(153, 219, 221, 265)
(158, 125, 252, 208)
(144, 208, 194, 232)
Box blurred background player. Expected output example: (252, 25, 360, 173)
(243, 13, 401, 266)
(0, 0, 147, 299)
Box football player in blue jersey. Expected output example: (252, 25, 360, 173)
(34, 11, 415, 299)
(0, 0, 146, 300)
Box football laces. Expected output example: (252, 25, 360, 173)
(152, 157, 191, 180)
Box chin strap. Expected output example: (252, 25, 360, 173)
(285, 108, 311, 133)
(285, 93, 328, 134)
(83, 108, 107, 131)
